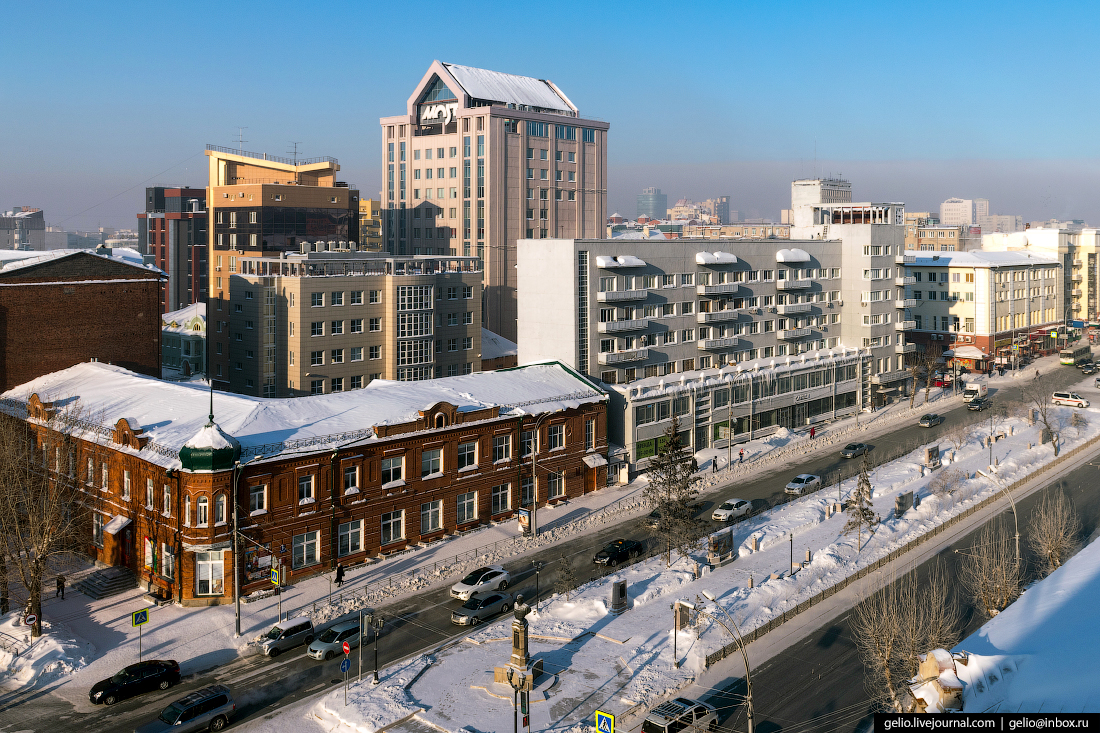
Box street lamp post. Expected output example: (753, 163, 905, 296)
(789, 532, 794, 574)
(232, 455, 262, 638)
(505, 667, 527, 733)
(699, 590, 755, 733)
(526, 410, 564, 538)
(984, 472, 1021, 568)
(368, 613, 384, 684)
(533, 561, 544, 611)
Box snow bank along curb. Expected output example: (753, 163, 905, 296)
(704, 426, 1100, 666)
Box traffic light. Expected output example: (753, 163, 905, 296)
(523, 715, 530, 727)
(520, 690, 529, 715)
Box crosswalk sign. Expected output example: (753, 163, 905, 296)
(595, 710, 614, 733)
(131, 609, 149, 627)
(270, 567, 279, 585)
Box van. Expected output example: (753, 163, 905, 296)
(641, 696, 718, 733)
(259, 616, 315, 658)
(134, 684, 235, 733)
(1052, 392, 1090, 408)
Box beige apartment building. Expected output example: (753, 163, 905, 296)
(229, 248, 482, 396)
(380, 61, 609, 341)
(359, 198, 383, 251)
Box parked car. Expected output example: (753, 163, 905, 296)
(450, 591, 513, 625)
(89, 660, 180, 706)
(307, 620, 362, 661)
(593, 538, 644, 566)
(918, 413, 945, 428)
(450, 565, 510, 601)
(1052, 391, 1090, 408)
(784, 474, 821, 495)
(840, 442, 868, 458)
(711, 498, 751, 522)
(641, 696, 718, 733)
(967, 397, 994, 411)
(1084, 364, 1098, 375)
(260, 616, 315, 658)
(135, 685, 235, 733)
(1077, 359, 1094, 369)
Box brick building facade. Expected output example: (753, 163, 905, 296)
(0, 250, 165, 391)
(6, 361, 608, 606)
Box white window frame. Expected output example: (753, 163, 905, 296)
(491, 483, 511, 515)
(457, 491, 477, 525)
(292, 530, 319, 569)
(420, 500, 443, 534)
(338, 520, 363, 557)
(382, 455, 403, 484)
(381, 510, 404, 546)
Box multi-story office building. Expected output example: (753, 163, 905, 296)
(380, 61, 609, 341)
(699, 196, 731, 224)
(221, 247, 482, 396)
(901, 250, 1063, 369)
(978, 213, 1023, 234)
(636, 187, 667, 221)
(940, 197, 977, 227)
(137, 187, 208, 312)
(1, 207, 45, 250)
(204, 145, 360, 390)
(162, 302, 206, 378)
(359, 198, 383, 251)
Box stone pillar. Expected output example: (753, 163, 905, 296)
(610, 578, 628, 615)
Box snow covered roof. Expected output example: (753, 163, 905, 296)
(163, 302, 206, 334)
(609, 230, 668, 240)
(3, 361, 606, 467)
(907, 250, 1058, 268)
(480, 328, 517, 360)
(441, 63, 575, 114)
(0, 247, 162, 277)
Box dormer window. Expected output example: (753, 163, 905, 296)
(435, 414, 446, 429)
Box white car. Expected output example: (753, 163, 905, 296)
(307, 620, 361, 661)
(784, 474, 821, 495)
(449, 565, 511, 601)
(711, 498, 751, 522)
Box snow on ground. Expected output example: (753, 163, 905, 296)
(0, 613, 94, 690)
(953, 535, 1100, 712)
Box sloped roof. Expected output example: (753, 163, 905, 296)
(441, 63, 575, 113)
(0, 247, 162, 277)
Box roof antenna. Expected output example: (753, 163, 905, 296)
(287, 141, 302, 166)
(208, 380, 215, 426)
(235, 127, 249, 153)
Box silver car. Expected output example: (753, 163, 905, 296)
(450, 591, 513, 625)
(259, 616, 314, 658)
(449, 565, 511, 601)
(135, 685, 235, 733)
(307, 620, 362, 661)
(711, 498, 751, 522)
(784, 474, 821, 495)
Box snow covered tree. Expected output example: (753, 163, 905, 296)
(554, 552, 578, 601)
(1027, 490, 1080, 576)
(843, 457, 876, 551)
(643, 418, 699, 566)
(959, 520, 1021, 618)
(1022, 376, 1062, 456)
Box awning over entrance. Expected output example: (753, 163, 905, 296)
(104, 515, 132, 536)
(945, 345, 986, 360)
(582, 453, 608, 469)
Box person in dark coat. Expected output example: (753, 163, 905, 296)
(56, 574, 65, 600)
(334, 563, 345, 588)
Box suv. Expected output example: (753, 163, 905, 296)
(641, 696, 718, 733)
(135, 685, 235, 733)
(593, 538, 644, 567)
(967, 397, 993, 411)
(260, 616, 315, 658)
(1053, 391, 1090, 408)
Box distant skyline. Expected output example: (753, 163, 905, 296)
(3, 1, 1100, 230)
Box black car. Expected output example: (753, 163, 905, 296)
(89, 659, 181, 706)
(968, 397, 993, 411)
(593, 538, 643, 567)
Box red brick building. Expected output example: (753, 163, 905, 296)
(6, 361, 608, 606)
(0, 250, 165, 391)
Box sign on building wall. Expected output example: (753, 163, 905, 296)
(419, 102, 457, 126)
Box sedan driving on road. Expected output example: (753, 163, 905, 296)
(918, 414, 945, 428)
(712, 498, 751, 522)
(593, 538, 644, 567)
(307, 620, 362, 661)
(840, 442, 868, 458)
(450, 565, 510, 601)
(89, 660, 180, 706)
(784, 474, 821, 495)
(450, 591, 512, 625)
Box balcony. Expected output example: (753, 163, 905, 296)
(871, 369, 910, 384)
(896, 254, 916, 264)
(696, 283, 741, 296)
(597, 318, 649, 333)
(597, 289, 647, 303)
(698, 336, 739, 350)
(696, 310, 740, 324)
(778, 328, 811, 340)
(895, 320, 916, 331)
(896, 342, 917, 354)
(1072, 273, 1083, 282)
(1072, 288, 1083, 297)
(895, 276, 916, 286)
(777, 279, 812, 290)
(777, 302, 811, 315)
(895, 299, 918, 308)
(1074, 260, 1083, 267)
(597, 348, 649, 365)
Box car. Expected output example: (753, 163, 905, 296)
(593, 538, 644, 567)
(840, 442, 868, 458)
(450, 565, 510, 601)
(711, 498, 751, 522)
(1083, 364, 1098, 375)
(1077, 359, 1094, 369)
(967, 397, 994, 411)
(784, 474, 821, 495)
(641, 696, 718, 733)
(1052, 391, 1090, 408)
(918, 414, 945, 428)
(135, 685, 236, 733)
(1094, 376, 1100, 388)
(450, 591, 513, 625)
(307, 620, 362, 661)
(259, 616, 315, 658)
(89, 660, 180, 706)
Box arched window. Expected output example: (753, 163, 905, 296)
(435, 414, 446, 429)
(215, 494, 226, 524)
(163, 485, 171, 516)
(197, 496, 209, 526)
(184, 496, 191, 526)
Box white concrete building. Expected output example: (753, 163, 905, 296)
(940, 198, 976, 227)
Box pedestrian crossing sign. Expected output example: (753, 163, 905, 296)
(131, 609, 149, 627)
(270, 567, 279, 585)
(595, 710, 614, 733)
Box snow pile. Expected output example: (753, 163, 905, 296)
(183, 422, 237, 450)
(312, 656, 428, 732)
(0, 613, 94, 689)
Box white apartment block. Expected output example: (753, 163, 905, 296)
(940, 197, 976, 227)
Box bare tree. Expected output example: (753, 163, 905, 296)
(920, 345, 943, 406)
(0, 398, 98, 637)
(906, 354, 923, 409)
(1027, 490, 1080, 576)
(982, 402, 1012, 467)
(851, 562, 960, 712)
(943, 423, 974, 454)
(554, 552, 579, 601)
(928, 468, 965, 497)
(1071, 411, 1088, 438)
(843, 457, 876, 551)
(959, 520, 1021, 619)
(1020, 376, 1062, 456)
(643, 417, 698, 566)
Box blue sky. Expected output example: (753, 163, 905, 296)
(3, 0, 1100, 229)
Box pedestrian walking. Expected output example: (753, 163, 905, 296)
(712, 459, 718, 474)
(739, 448, 744, 464)
(1035, 369, 1040, 380)
(55, 574, 65, 600)
(334, 563, 345, 588)
(690, 457, 698, 473)
(809, 427, 815, 440)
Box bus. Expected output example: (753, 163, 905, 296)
(1059, 344, 1091, 365)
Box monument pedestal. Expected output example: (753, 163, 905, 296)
(492, 595, 543, 690)
(493, 659, 544, 690)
